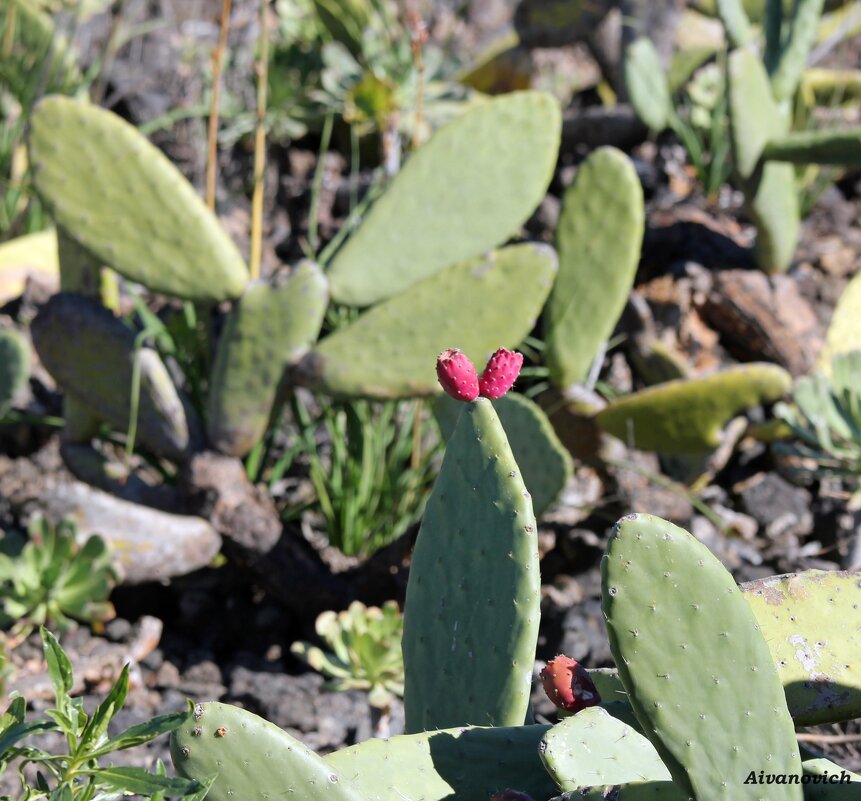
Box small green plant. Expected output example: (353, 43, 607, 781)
(291, 600, 404, 709)
(1, 627, 212, 800)
(0, 517, 117, 638)
(284, 395, 440, 557)
(775, 350, 861, 483)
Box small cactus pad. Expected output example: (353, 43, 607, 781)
(539, 707, 672, 792)
(594, 363, 792, 453)
(822, 271, 861, 366)
(540, 655, 601, 713)
(325, 724, 558, 801)
(207, 262, 329, 456)
(625, 38, 672, 132)
(403, 398, 540, 731)
(433, 391, 573, 517)
(0, 328, 29, 417)
(763, 128, 861, 166)
(545, 147, 644, 389)
(31, 293, 198, 461)
(0, 0, 80, 100)
(602, 514, 802, 801)
(479, 348, 524, 399)
(170, 702, 366, 801)
(303, 243, 556, 399)
(437, 348, 480, 401)
(740, 570, 861, 725)
(327, 91, 561, 306)
(28, 96, 248, 303)
(768, 0, 825, 102)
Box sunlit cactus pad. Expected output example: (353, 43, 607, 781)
(28, 96, 248, 303)
(327, 91, 561, 306)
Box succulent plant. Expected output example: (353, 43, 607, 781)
(290, 600, 404, 709)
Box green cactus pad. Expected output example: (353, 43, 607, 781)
(327, 91, 561, 306)
(740, 570, 861, 725)
(28, 96, 248, 303)
(763, 128, 861, 166)
(801, 758, 861, 799)
(768, 0, 825, 102)
(576, 782, 690, 800)
(539, 707, 672, 792)
(727, 48, 799, 273)
(625, 38, 672, 132)
(31, 293, 199, 461)
(0, 0, 80, 101)
(207, 262, 328, 456)
(594, 363, 792, 453)
(715, 0, 754, 46)
(0, 328, 29, 418)
(326, 724, 558, 801)
(545, 147, 644, 389)
(170, 702, 367, 801)
(303, 243, 556, 399)
(602, 514, 803, 801)
(433, 392, 572, 517)
(403, 398, 540, 732)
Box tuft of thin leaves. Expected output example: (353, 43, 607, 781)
(0, 627, 214, 800)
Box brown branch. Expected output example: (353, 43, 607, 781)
(206, 0, 232, 211)
(249, 0, 269, 280)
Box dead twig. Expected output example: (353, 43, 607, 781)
(206, 0, 232, 211)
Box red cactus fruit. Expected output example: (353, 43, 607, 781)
(436, 348, 479, 402)
(490, 791, 535, 801)
(478, 348, 524, 399)
(540, 655, 601, 713)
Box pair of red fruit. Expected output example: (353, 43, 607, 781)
(436, 347, 524, 401)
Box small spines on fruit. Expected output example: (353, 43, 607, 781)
(436, 348, 479, 401)
(479, 347, 524, 399)
(540, 655, 601, 713)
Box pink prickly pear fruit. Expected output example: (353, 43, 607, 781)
(540, 655, 601, 713)
(490, 791, 536, 801)
(436, 348, 479, 402)
(479, 348, 524, 399)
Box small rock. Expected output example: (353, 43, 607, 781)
(734, 471, 813, 540)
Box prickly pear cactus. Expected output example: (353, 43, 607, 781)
(0, 328, 29, 418)
(434, 391, 572, 517)
(402, 397, 540, 732)
(539, 706, 671, 792)
(727, 48, 798, 273)
(170, 702, 367, 801)
(207, 262, 328, 456)
(28, 96, 248, 303)
(0, 229, 59, 305)
(763, 128, 861, 166)
(602, 514, 803, 801)
(741, 570, 861, 725)
(31, 293, 199, 461)
(625, 38, 672, 132)
(302, 243, 557, 399)
(327, 91, 561, 306)
(576, 782, 689, 800)
(594, 363, 791, 453)
(545, 147, 644, 389)
(325, 723, 559, 801)
(822, 271, 861, 366)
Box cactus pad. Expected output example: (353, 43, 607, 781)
(539, 707, 671, 792)
(170, 702, 366, 801)
(763, 128, 861, 166)
(822, 271, 861, 366)
(545, 147, 644, 389)
(325, 724, 558, 801)
(28, 96, 248, 303)
(741, 570, 861, 725)
(594, 363, 792, 453)
(434, 391, 572, 517)
(0, 229, 59, 305)
(207, 262, 328, 456)
(625, 38, 672, 133)
(0, 328, 29, 417)
(327, 91, 560, 306)
(31, 293, 199, 461)
(602, 514, 802, 801)
(403, 398, 540, 731)
(303, 243, 557, 399)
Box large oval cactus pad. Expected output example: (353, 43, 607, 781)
(602, 514, 802, 801)
(327, 91, 561, 306)
(741, 570, 861, 725)
(304, 243, 557, 399)
(326, 724, 558, 801)
(29, 96, 248, 303)
(170, 702, 367, 801)
(545, 146, 644, 389)
(403, 398, 540, 732)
